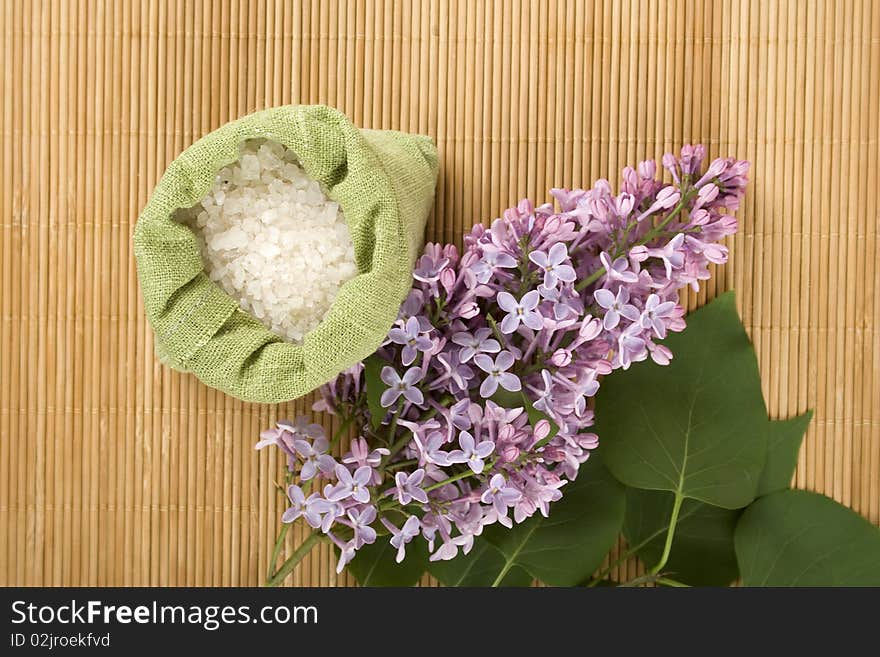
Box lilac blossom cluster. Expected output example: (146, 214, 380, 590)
(258, 145, 749, 573)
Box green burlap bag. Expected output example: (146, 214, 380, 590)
(134, 105, 438, 403)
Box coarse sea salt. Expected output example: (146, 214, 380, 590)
(180, 138, 357, 343)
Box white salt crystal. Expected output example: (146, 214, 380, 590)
(179, 138, 357, 343)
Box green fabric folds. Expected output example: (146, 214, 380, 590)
(134, 105, 438, 403)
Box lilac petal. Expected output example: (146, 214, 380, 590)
(380, 387, 402, 408)
(415, 336, 434, 351)
(499, 313, 520, 334)
(459, 431, 475, 452)
(481, 338, 501, 353)
(410, 488, 429, 504)
(458, 346, 475, 363)
(287, 485, 305, 504)
(451, 332, 471, 346)
(317, 454, 338, 475)
(293, 439, 313, 458)
(299, 460, 318, 481)
(473, 354, 494, 373)
(521, 290, 540, 310)
(499, 372, 522, 392)
(359, 525, 377, 544)
(496, 291, 518, 312)
(528, 250, 549, 268)
(603, 308, 620, 330)
(554, 264, 576, 282)
(475, 441, 495, 458)
(619, 304, 641, 322)
(401, 344, 417, 366)
(548, 242, 568, 265)
(522, 310, 544, 331)
(496, 253, 517, 268)
(388, 327, 408, 344)
(495, 350, 515, 370)
(352, 488, 371, 504)
(656, 301, 676, 315)
(353, 466, 372, 485)
(446, 449, 468, 464)
(594, 288, 615, 309)
(480, 376, 499, 398)
(402, 367, 424, 385)
(404, 315, 421, 337)
(468, 458, 485, 474)
(403, 386, 424, 405)
(380, 366, 400, 386)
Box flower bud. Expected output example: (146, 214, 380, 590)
(629, 245, 649, 262)
(550, 348, 572, 367)
(440, 268, 456, 294)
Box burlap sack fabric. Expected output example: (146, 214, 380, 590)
(134, 105, 438, 403)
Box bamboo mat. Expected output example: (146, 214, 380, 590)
(1, 0, 878, 587)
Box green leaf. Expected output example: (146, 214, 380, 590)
(346, 537, 429, 586)
(758, 410, 813, 496)
(428, 541, 533, 587)
(363, 355, 386, 430)
(623, 488, 740, 586)
(598, 291, 767, 509)
(477, 454, 625, 586)
(735, 489, 880, 586)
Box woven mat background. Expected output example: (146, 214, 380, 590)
(1, 0, 878, 586)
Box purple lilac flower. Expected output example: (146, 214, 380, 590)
(412, 252, 449, 283)
(344, 506, 378, 548)
(497, 290, 543, 333)
(448, 431, 495, 473)
(258, 144, 748, 572)
(392, 469, 429, 505)
(472, 246, 517, 283)
(326, 464, 373, 503)
(529, 242, 577, 288)
(379, 366, 424, 407)
(451, 327, 501, 363)
(481, 474, 522, 523)
(594, 286, 640, 330)
(388, 316, 434, 366)
(414, 431, 453, 467)
(474, 351, 522, 397)
(640, 294, 678, 339)
(294, 436, 337, 481)
(281, 485, 331, 527)
(385, 516, 421, 563)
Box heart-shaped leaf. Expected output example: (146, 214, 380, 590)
(735, 489, 880, 586)
(346, 537, 429, 586)
(598, 292, 767, 509)
(623, 488, 740, 586)
(758, 410, 812, 496)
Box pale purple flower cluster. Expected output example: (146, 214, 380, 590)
(259, 145, 748, 573)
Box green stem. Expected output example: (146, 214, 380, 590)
(649, 490, 684, 576)
(266, 523, 290, 581)
(264, 530, 323, 587)
(424, 467, 482, 492)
